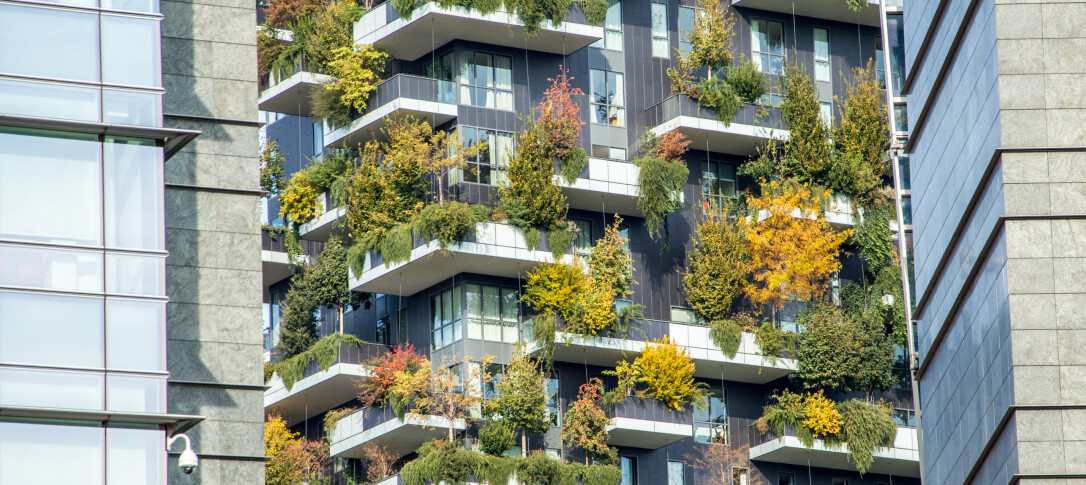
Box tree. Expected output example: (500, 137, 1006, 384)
(306, 237, 364, 333)
(362, 442, 397, 483)
(358, 344, 429, 413)
(830, 61, 890, 203)
(413, 128, 483, 203)
(499, 118, 569, 232)
(413, 355, 494, 441)
(795, 304, 895, 399)
(683, 208, 750, 322)
(276, 269, 319, 359)
(562, 378, 612, 464)
(262, 0, 323, 28)
(685, 443, 766, 485)
(537, 66, 588, 183)
(740, 182, 850, 322)
(488, 345, 550, 456)
(636, 338, 705, 411)
(265, 414, 331, 485)
(667, 0, 736, 94)
(324, 43, 389, 113)
(260, 140, 286, 195)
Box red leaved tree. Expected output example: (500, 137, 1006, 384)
(358, 343, 428, 408)
(537, 66, 586, 164)
(562, 378, 613, 464)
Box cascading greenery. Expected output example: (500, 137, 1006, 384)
(274, 333, 368, 390)
(634, 130, 691, 242)
(416, 201, 488, 250)
(392, 0, 608, 34)
(834, 399, 898, 475)
(400, 440, 621, 485)
(277, 237, 365, 360)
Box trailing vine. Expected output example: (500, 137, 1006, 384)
(634, 130, 691, 241)
(275, 333, 368, 390)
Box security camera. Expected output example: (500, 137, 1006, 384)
(168, 434, 199, 475)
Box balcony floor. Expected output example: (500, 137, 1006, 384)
(259, 71, 333, 117)
(650, 116, 789, 157)
(264, 363, 371, 427)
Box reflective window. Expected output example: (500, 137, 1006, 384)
(592, 0, 623, 51)
(820, 101, 833, 127)
(106, 253, 164, 296)
(678, 7, 697, 55)
(814, 28, 830, 82)
(651, 3, 668, 58)
(0, 421, 104, 485)
(694, 390, 727, 444)
(0, 292, 103, 368)
(431, 285, 461, 350)
(105, 137, 164, 250)
(0, 78, 99, 122)
(667, 461, 684, 485)
(457, 51, 513, 110)
(572, 219, 592, 255)
(458, 126, 514, 186)
(0, 244, 103, 293)
(465, 284, 519, 343)
(107, 427, 165, 485)
(0, 367, 104, 410)
(0, 128, 102, 246)
(103, 0, 159, 13)
(0, 4, 100, 82)
(733, 467, 750, 485)
(107, 374, 165, 413)
(702, 160, 736, 209)
(107, 299, 165, 371)
(620, 456, 637, 485)
(590, 69, 625, 126)
(545, 376, 560, 425)
(103, 89, 163, 127)
(102, 15, 161, 88)
(751, 18, 784, 74)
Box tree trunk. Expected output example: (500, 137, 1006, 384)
(338, 305, 344, 334)
(449, 423, 455, 442)
(521, 429, 527, 457)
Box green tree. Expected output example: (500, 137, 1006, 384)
(306, 237, 365, 333)
(795, 304, 896, 399)
(488, 346, 550, 456)
(260, 141, 286, 195)
(830, 61, 890, 202)
(562, 378, 612, 464)
(634, 130, 691, 240)
(276, 270, 319, 358)
(683, 208, 750, 322)
(499, 118, 569, 232)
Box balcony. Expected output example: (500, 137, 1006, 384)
(299, 192, 345, 241)
(732, 0, 881, 28)
(355, 1, 604, 62)
(330, 405, 467, 458)
(261, 226, 323, 291)
(349, 221, 573, 295)
(264, 341, 391, 427)
(748, 425, 920, 478)
(556, 158, 641, 216)
(523, 320, 796, 385)
(606, 398, 693, 449)
(258, 53, 333, 117)
(324, 74, 458, 149)
(643, 95, 786, 157)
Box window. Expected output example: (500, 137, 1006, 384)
(832, 479, 849, 485)
(0, 4, 100, 83)
(678, 7, 697, 55)
(670, 306, 700, 325)
(591, 70, 625, 126)
(694, 390, 727, 444)
(458, 51, 513, 110)
(820, 101, 833, 127)
(0, 244, 103, 294)
(458, 126, 514, 186)
(106, 298, 166, 372)
(651, 3, 668, 58)
(105, 137, 164, 251)
(894, 408, 917, 427)
(875, 36, 886, 88)
(618, 223, 630, 252)
(758, 91, 783, 106)
(101, 14, 161, 88)
(398, 307, 408, 344)
(0, 292, 102, 369)
(814, 28, 830, 82)
(777, 473, 795, 485)
(107, 427, 166, 485)
(667, 461, 685, 485)
(702, 160, 736, 209)
(0, 421, 105, 485)
(431, 285, 461, 350)
(751, 18, 784, 74)
(732, 467, 749, 485)
(545, 375, 560, 425)
(620, 456, 637, 485)
(376, 316, 389, 345)
(592, 145, 627, 161)
(572, 219, 593, 255)
(465, 284, 519, 343)
(593, 0, 623, 51)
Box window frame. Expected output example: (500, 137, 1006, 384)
(813, 27, 831, 83)
(590, 69, 626, 126)
(693, 389, 728, 444)
(701, 159, 737, 210)
(456, 50, 513, 110)
(650, 2, 668, 58)
(430, 285, 462, 350)
(750, 18, 785, 75)
(593, 0, 623, 51)
(457, 125, 515, 186)
(464, 283, 520, 344)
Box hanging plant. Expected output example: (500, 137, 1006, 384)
(634, 130, 690, 241)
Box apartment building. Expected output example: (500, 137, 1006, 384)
(260, 0, 920, 484)
(0, 0, 264, 482)
(904, 0, 1086, 484)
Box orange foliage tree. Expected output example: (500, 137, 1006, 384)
(740, 182, 850, 321)
(265, 414, 331, 485)
(358, 344, 429, 409)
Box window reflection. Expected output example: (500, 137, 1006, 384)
(0, 291, 104, 368)
(0, 421, 105, 485)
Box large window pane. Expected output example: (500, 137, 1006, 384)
(107, 374, 165, 413)
(651, 3, 668, 58)
(0, 78, 99, 122)
(0, 421, 104, 485)
(0, 292, 103, 368)
(0, 4, 99, 82)
(105, 137, 164, 250)
(102, 15, 161, 88)
(107, 427, 165, 485)
(106, 299, 165, 371)
(103, 89, 162, 127)
(0, 128, 102, 246)
(0, 244, 103, 293)
(106, 253, 164, 296)
(103, 0, 159, 13)
(482, 285, 499, 320)
(501, 288, 518, 322)
(0, 367, 104, 410)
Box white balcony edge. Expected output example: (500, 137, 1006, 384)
(330, 412, 467, 457)
(650, 115, 789, 142)
(264, 362, 371, 409)
(324, 97, 458, 147)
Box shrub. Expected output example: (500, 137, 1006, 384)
(310, 83, 352, 125)
(275, 333, 368, 390)
(260, 141, 287, 195)
(582, 0, 608, 24)
(635, 130, 690, 241)
(523, 262, 587, 323)
(726, 55, 767, 104)
(560, 147, 589, 183)
(279, 170, 321, 224)
(683, 208, 749, 322)
(697, 77, 741, 125)
(547, 220, 578, 260)
(636, 338, 706, 411)
(479, 418, 518, 456)
(801, 390, 842, 439)
(500, 119, 569, 232)
(708, 318, 742, 358)
(358, 344, 429, 408)
(836, 399, 897, 475)
(761, 390, 812, 447)
(417, 201, 484, 249)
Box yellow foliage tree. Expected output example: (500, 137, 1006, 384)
(636, 337, 705, 411)
(325, 43, 389, 112)
(265, 414, 330, 485)
(522, 261, 588, 324)
(801, 390, 842, 439)
(278, 170, 320, 224)
(740, 182, 850, 321)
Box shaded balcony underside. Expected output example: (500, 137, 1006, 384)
(357, 3, 603, 61)
(606, 418, 692, 449)
(749, 433, 920, 478)
(264, 363, 372, 427)
(732, 0, 881, 28)
(258, 71, 333, 117)
(332, 412, 466, 458)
